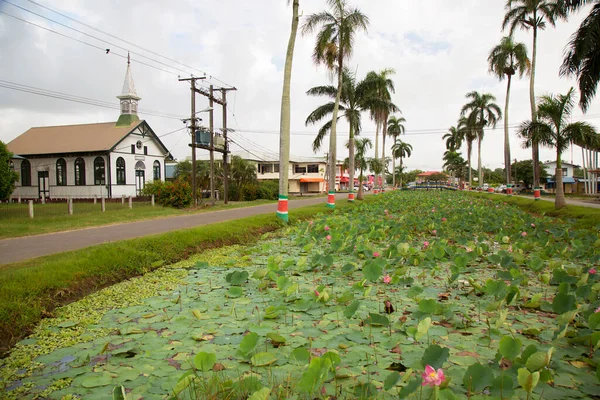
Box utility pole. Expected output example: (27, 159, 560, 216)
(209, 85, 215, 204)
(179, 76, 206, 206)
(220, 87, 237, 204)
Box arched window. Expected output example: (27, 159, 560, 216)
(74, 157, 86, 186)
(56, 158, 67, 186)
(94, 157, 105, 185)
(153, 160, 161, 181)
(116, 157, 126, 185)
(20, 160, 31, 186)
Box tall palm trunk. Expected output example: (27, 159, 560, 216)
(277, 0, 299, 223)
(381, 113, 388, 191)
(348, 123, 355, 199)
(467, 141, 473, 187)
(392, 134, 397, 187)
(504, 74, 512, 184)
(530, 22, 540, 188)
(357, 167, 364, 200)
(399, 156, 403, 187)
(374, 120, 380, 162)
(327, 52, 343, 207)
(555, 155, 566, 209)
(477, 132, 483, 186)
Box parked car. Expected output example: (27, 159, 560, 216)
(495, 184, 506, 193)
(501, 183, 525, 193)
(354, 185, 370, 192)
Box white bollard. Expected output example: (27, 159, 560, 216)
(129, 196, 133, 209)
(18, 195, 21, 204)
(94, 195, 97, 204)
(101, 197, 106, 212)
(68, 198, 73, 215)
(151, 194, 155, 207)
(28, 200, 34, 219)
(41, 192, 45, 204)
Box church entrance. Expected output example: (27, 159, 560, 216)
(135, 161, 146, 196)
(37, 171, 49, 200)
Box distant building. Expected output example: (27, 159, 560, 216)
(416, 171, 448, 183)
(543, 161, 579, 194)
(7, 56, 172, 199)
(197, 151, 344, 193)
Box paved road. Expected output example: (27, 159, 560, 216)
(0, 194, 349, 265)
(515, 194, 600, 209)
(1, 191, 597, 265)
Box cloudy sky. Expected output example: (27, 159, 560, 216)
(1, 0, 598, 172)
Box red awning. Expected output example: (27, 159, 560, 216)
(339, 177, 349, 183)
(300, 177, 324, 183)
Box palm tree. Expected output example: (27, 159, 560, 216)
(443, 125, 464, 184)
(354, 137, 372, 200)
(277, 0, 299, 222)
(560, 0, 600, 112)
(387, 115, 406, 187)
(391, 139, 412, 187)
(503, 0, 564, 188)
(364, 69, 399, 192)
(517, 88, 597, 209)
(306, 68, 370, 200)
(460, 91, 502, 187)
(443, 125, 464, 153)
(488, 36, 530, 184)
(458, 116, 478, 188)
(302, 0, 369, 208)
(443, 151, 468, 185)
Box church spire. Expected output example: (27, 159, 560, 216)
(116, 52, 141, 126)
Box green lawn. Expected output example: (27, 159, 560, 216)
(0, 199, 276, 239)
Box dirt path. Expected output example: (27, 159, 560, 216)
(0, 194, 347, 265)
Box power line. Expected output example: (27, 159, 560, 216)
(0, 79, 185, 120)
(18, 0, 235, 88)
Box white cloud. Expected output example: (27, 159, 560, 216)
(0, 0, 598, 172)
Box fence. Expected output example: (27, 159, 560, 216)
(0, 195, 155, 219)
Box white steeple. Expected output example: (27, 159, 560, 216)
(116, 53, 141, 125)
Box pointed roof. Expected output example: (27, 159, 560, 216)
(117, 54, 141, 100)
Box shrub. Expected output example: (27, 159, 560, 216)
(257, 180, 278, 200)
(143, 179, 192, 208)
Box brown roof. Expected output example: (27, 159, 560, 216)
(7, 121, 140, 156)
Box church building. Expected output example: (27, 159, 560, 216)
(7, 56, 172, 200)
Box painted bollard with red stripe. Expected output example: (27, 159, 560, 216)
(276, 195, 288, 222)
(348, 191, 355, 202)
(534, 188, 541, 200)
(326, 191, 336, 208)
(487, 188, 494, 193)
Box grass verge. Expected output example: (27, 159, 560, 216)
(0, 199, 363, 355)
(466, 191, 600, 229)
(0, 199, 276, 239)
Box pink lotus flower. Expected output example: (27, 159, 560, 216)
(589, 268, 597, 275)
(423, 241, 430, 249)
(595, 306, 600, 313)
(315, 290, 320, 297)
(383, 275, 391, 284)
(432, 230, 437, 235)
(422, 365, 445, 387)
(531, 223, 536, 228)
(324, 226, 330, 231)
(441, 217, 447, 222)
(521, 232, 527, 237)
(373, 252, 380, 258)
(326, 235, 332, 241)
